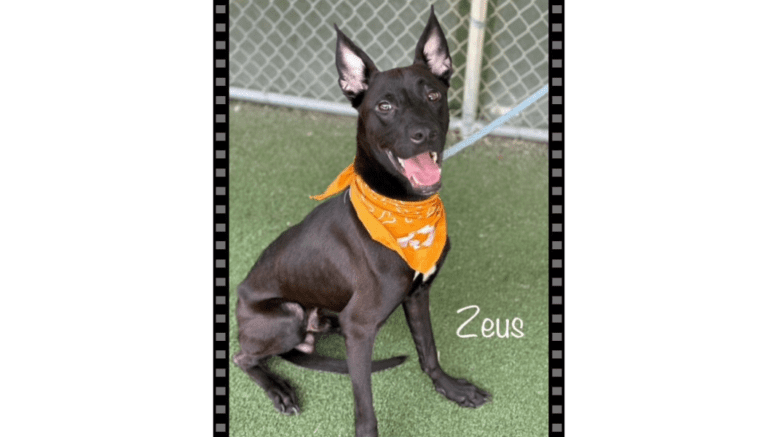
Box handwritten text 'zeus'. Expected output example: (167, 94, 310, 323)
(456, 305, 524, 339)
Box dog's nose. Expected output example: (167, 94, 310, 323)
(410, 127, 437, 144)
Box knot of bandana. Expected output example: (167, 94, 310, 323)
(311, 162, 447, 274)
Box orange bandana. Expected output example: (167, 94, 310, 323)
(311, 163, 446, 274)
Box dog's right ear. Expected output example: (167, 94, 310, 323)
(413, 6, 452, 87)
(334, 24, 377, 108)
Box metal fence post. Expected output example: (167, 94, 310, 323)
(461, 0, 489, 137)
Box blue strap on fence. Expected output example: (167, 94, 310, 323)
(443, 84, 549, 161)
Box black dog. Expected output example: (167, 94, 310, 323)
(233, 8, 490, 436)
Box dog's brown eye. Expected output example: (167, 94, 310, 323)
(377, 102, 392, 112)
(427, 91, 441, 102)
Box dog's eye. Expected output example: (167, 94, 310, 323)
(377, 102, 392, 112)
(427, 91, 441, 102)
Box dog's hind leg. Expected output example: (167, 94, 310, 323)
(233, 293, 309, 415)
(232, 352, 300, 415)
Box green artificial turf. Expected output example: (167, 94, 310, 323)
(229, 102, 549, 437)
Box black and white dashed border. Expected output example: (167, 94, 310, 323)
(214, 2, 229, 435)
(549, 2, 564, 436)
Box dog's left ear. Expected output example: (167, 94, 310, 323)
(413, 6, 452, 86)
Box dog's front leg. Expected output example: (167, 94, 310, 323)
(403, 283, 492, 408)
(342, 320, 379, 437)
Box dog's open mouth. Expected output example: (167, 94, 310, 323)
(387, 150, 442, 191)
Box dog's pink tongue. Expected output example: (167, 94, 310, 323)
(404, 153, 441, 186)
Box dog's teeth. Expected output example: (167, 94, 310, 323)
(430, 152, 437, 162)
(398, 157, 405, 168)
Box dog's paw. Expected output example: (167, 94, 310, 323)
(433, 375, 491, 408)
(264, 377, 301, 416)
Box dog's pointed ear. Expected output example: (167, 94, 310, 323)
(413, 6, 452, 86)
(334, 24, 378, 107)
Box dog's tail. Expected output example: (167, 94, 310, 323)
(279, 350, 407, 374)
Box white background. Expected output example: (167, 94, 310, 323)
(1, 1, 775, 436)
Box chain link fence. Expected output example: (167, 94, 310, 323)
(229, 0, 548, 141)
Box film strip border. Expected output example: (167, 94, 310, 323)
(549, 2, 564, 436)
(212, 1, 562, 435)
(214, 2, 229, 435)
